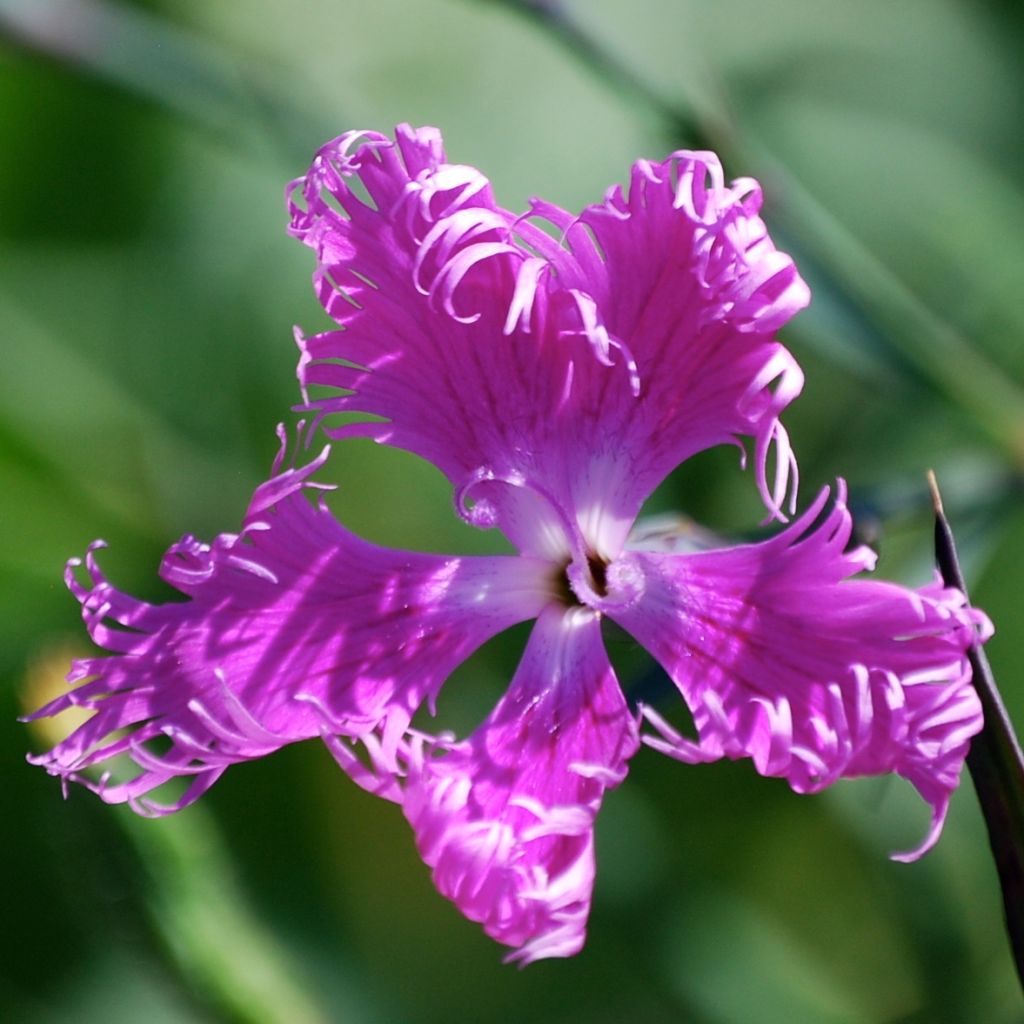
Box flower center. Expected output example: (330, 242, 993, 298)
(557, 551, 613, 609)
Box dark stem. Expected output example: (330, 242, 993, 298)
(929, 470, 1024, 993)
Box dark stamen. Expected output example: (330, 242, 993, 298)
(587, 554, 608, 597)
(556, 563, 580, 606)
(556, 554, 610, 606)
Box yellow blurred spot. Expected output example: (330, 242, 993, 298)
(21, 639, 94, 749)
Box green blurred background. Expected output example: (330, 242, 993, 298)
(2, 1, 1023, 1020)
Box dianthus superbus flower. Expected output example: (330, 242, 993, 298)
(26, 126, 989, 965)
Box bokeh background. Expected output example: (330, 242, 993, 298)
(2, 1, 1023, 1021)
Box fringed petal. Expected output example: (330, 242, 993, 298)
(288, 125, 571, 505)
(399, 605, 640, 965)
(25, 426, 554, 814)
(605, 484, 989, 856)
(540, 151, 808, 532)
(288, 127, 807, 558)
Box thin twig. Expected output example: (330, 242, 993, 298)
(930, 470, 1024, 992)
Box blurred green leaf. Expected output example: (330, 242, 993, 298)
(667, 884, 877, 1024)
(0, 0, 325, 159)
(120, 809, 342, 1024)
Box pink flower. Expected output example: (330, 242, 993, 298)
(26, 126, 989, 965)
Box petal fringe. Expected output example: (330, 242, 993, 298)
(288, 127, 808, 557)
(609, 484, 989, 855)
(396, 606, 640, 965)
(25, 425, 552, 814)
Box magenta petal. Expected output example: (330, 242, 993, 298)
(608, 485, 988, 857)
(538, 153, 808, 530)
(401, 605, 640, 965)
(26, 431, 553, 815)
(289, 127, 806, 557)
(288, 126, 543, 493)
